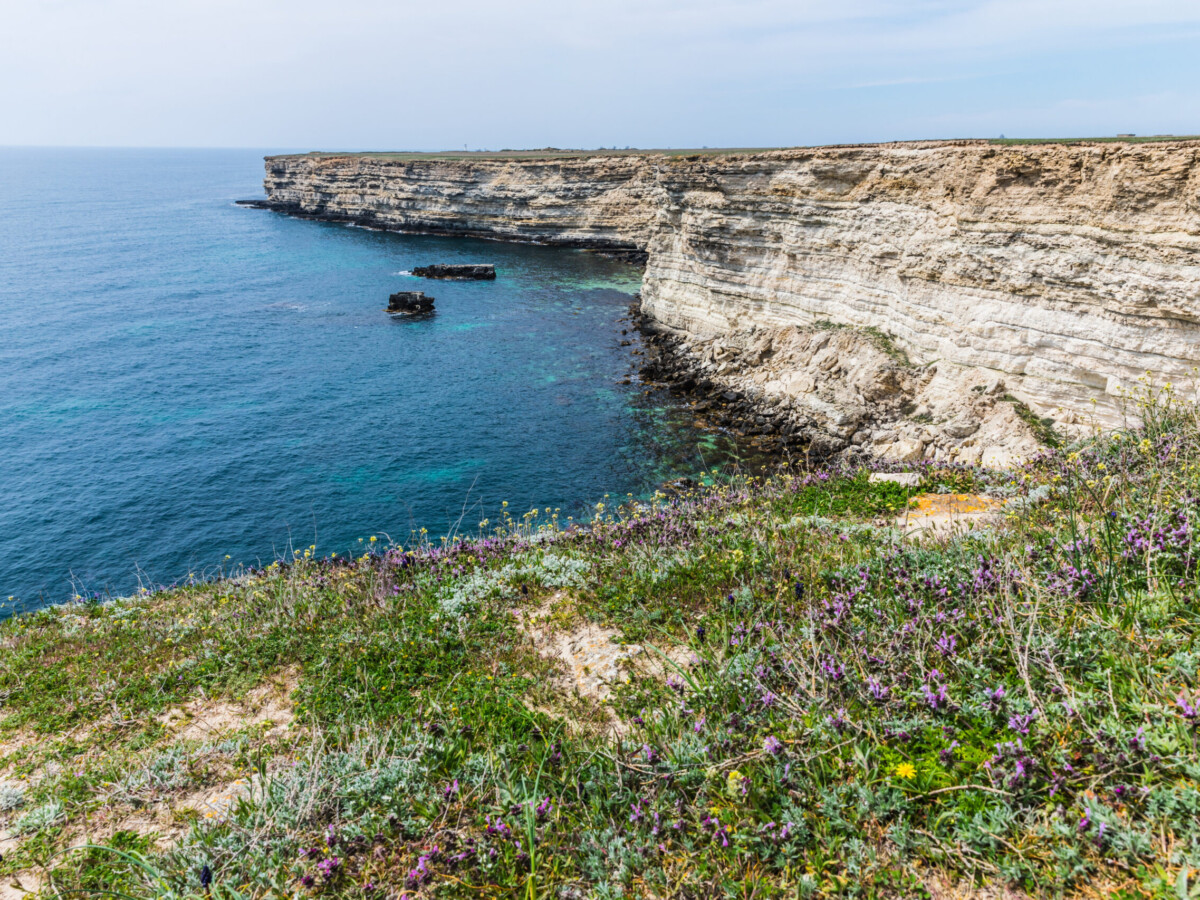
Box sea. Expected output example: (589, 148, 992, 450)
(0, 148, 756, 614)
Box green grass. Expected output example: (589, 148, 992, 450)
(4, 383, 1200, 898)
(1001, 393, 1062, 448)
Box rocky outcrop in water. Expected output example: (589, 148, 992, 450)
(261, 142, 1200, 442)
(412, 264, 496, 280)
(387, 291, 434, 315)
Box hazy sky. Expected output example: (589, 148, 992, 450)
(3, 0, 1198, 150)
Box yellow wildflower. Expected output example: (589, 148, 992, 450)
(895, 763, 916, 779)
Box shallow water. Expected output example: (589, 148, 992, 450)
(0, 148, 754, 613)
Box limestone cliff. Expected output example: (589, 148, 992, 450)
(263, 142, 1200, 435)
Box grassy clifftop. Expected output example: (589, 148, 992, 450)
(268, 136, 1200, 162)
(3, 385, 1200, 898)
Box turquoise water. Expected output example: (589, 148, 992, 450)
(0, 149, 747, 612)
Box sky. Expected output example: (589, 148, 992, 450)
(2, 0, 1198, 150)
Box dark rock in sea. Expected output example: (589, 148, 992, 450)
(412, 264, 496, 280)
(387, 291, 435, 315)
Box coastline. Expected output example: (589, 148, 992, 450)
(241, 198, 1052, 467)
(256, 141, 1200, 436)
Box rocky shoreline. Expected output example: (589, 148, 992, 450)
(632, 298, 1049, 466)
(257, 143, 1200, 431)
(240, 200, 1052, 467)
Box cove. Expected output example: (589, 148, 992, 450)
(0, 149, 756, 613)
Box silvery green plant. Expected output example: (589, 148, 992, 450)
(13, 799, 63, 835)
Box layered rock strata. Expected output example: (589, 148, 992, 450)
(262, 142, 1200, 442)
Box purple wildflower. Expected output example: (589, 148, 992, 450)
(935, 632, 957, 657)
(867, 677, 889, 703)
(316, 857, 341, 881)
(1008, 712, 1036, 735)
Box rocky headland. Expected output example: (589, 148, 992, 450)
(259, 141, 1200, 464)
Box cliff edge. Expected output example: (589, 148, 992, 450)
(262, 140, 1200, 453)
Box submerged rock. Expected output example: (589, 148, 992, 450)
(387, 291, 434, 315)
(412, 264, 496, 280)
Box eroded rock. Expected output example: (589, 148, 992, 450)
(412, 264, 495, 280)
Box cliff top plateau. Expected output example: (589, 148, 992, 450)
(267, 134, 1200, 162)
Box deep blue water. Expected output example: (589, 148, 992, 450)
(1, 148, 748, 613)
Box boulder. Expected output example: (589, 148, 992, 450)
(807, 432, 847, 457)
(387, 291, 434, 314)
(882, 438, 925, 462)
(869, 472, 922, 487)
(943, 418, 981, 439)
(956, 444, 984, 465)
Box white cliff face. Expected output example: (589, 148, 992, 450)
(263, 154, 660, 253)
(264, 141, 1200, 429)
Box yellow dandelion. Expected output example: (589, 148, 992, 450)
(895, 763, 916, 779)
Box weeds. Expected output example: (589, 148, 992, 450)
(3, 385, 1200, 897)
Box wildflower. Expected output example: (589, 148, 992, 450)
(485, 816, 512, 838)
(199, 863, 212, 889)
(300, 874, 315, 888)
(1008, 712, 1036, 735)
(894, 762, 916, 779)
(316, 857, 341, 881)
(1177, 693, 1200, 724)
(763, 735, 783, 755)
(1128, 727, 1146, 752)
(922, 682, 950, 710)
(821, 657, 845, 681)
(726, 769, 747, 797)
(405, 854, 432, 888)
(935, 632, 957, 657)
(867, 677, 889, 703)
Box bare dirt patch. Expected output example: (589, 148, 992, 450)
(0, 729, 38, 776)
(0, 870, 43, 900)
(157, 667, 298, 741)
(513, 594, 692, 729)
(923, 875, 1033, 900)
